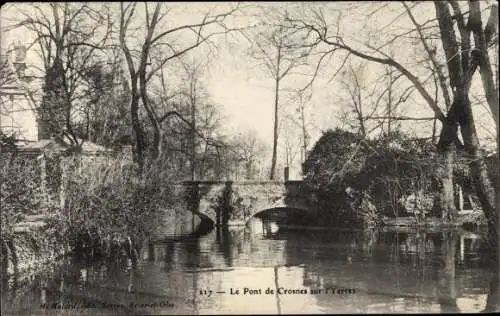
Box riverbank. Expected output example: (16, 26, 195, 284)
(380, 209, 487, 228)
(244, 208, 487, 234)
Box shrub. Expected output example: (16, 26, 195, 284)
(302, 128, 438, 226)
(51, 153, 183, 262)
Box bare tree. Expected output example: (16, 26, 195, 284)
(336, 61, 417, 138)
(246, 19, 310, 180)
(180, 57, 207, 181)
(230, 129, 268, 180)
(432, 0, 498, 242)
(297, 91, 311, 166)
(118, 3, 240, 171)
(337, 63, 373, 137)
(143, 54, 231, 180)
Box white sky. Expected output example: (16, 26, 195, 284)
(1, 2, 497, 177)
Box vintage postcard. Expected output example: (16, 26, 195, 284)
(0, 1, 499, 315)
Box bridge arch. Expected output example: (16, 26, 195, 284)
(246, 206, 314, 225)
(195, 211, 215, 228)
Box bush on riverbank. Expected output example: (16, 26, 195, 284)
(302, 129, 438, 227)
(56, 155, 178, 262)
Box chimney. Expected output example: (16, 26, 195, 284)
(13, 42, 27, 79)
(37, 113, 51, 140)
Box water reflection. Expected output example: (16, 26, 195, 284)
(1, 216, 497, 315)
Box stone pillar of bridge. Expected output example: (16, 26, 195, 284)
(217, 181, 233, 227)
(184, 181, 200, 215)
(284, 167, 289, 182)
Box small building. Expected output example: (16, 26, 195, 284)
(1, 43, 130, 212)
(0, 43, 39, 143)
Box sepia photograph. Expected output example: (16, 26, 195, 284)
(0, 1, 499, 314)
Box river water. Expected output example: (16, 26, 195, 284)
(1, 216, 497, 315)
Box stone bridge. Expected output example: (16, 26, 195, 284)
(178, 180, 314, 227)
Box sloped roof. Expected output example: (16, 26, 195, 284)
(16, 139, 66, 153)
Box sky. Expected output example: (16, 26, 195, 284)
(1, 2, 497, 178)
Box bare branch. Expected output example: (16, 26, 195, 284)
(403, 2, 451, 110)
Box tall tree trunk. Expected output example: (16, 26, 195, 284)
(130, 89, 145, 172)
(191, 93, 197, 181)
(139, 68, 161, 161)
(458, 95, 497, 253)
(270, 75, 280, 180)
(432, 116, 438, 144)
(387, 70, 392, 137)
(300, 102, 308, 166)
(485, 132, 500, 311)
(433, 0, 497, 238)
(436, 120, 458, 222)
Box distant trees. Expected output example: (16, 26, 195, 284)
(5, 3, 496, 217)
(231, 129, 269, 180)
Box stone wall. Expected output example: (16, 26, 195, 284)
(2, 214, 68, 284)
